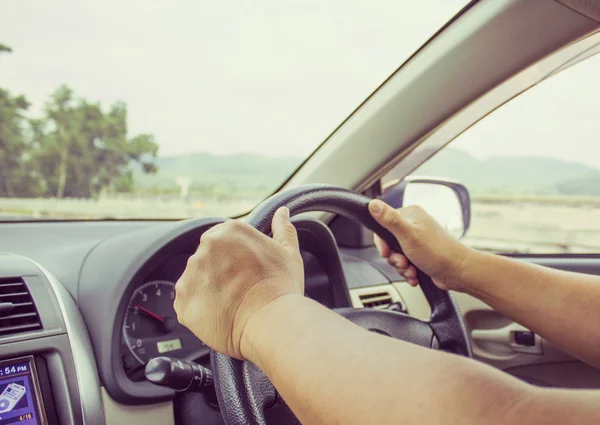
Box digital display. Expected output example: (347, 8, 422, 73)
(0, 357, 46, 425)
(156, 338, 182, 354)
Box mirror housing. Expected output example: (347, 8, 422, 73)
(381, 177, 471, 239)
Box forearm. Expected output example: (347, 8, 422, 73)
(458, 250, 600, 366)
(241, 294, 537, 425)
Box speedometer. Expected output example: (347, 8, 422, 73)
(122, 280, 204, 364)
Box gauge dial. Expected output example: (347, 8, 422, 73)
(122, 280, 204, 364)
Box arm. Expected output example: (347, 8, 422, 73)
(242, 293, 600, 425)
(174, 207, 600, 425)
(369, 200, 600, 367)
(461, 251, 600, 367)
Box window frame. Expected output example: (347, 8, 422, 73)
(388, 45, 600, 256)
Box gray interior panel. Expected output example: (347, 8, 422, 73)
(508, 361, 600, 388)
(555, 0, 600, 21)
(0, 253, 105, 425)
(0, 221, 159, 297)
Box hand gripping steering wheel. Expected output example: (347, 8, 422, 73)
(210, 184, 472, 425)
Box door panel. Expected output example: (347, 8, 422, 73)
(394, 256, 600, 389)
(507, 362, 600, 389)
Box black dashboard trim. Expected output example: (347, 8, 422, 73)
(294, 217, 352, 308)
(0, 255, 65, 345)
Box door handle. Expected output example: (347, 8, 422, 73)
(471, 322, 542, 355)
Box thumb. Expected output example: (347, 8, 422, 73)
(369, 199, 411, 238)
(271, 207, 300, 254)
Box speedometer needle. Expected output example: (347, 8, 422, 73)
(134, 304, 164, 323)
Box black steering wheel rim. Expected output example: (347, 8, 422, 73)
(211, 184, 472, 425)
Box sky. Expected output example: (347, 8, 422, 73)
(2, 0, 600, 169)
(454, 52, 600, 168)
(1, 0, 465, 158)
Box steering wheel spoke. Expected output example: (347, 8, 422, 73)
(335, 307, 437, 348)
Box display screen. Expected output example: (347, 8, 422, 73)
(156, 338, 182, 354)
(0, 357, 46, 425)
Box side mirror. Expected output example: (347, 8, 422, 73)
(381, 177, 471, 239)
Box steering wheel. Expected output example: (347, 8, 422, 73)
(210, 184, 472, 425)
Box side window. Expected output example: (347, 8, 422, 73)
(386, 53, 600, 254)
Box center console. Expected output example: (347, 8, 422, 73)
(0, 356, 57, 425)
(0, 255, 105, 425)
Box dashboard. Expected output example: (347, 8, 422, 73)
(119, 249, 335, 384)
(0, 216, 400, 425)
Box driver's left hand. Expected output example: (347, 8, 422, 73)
(174, 207, 304, 360)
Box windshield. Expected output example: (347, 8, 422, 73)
(1, 0, 467, 220)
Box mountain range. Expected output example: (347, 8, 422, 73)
(413, 149, 600, 196)
(135, 153, 303, 195)
(136, 149, 600, 196)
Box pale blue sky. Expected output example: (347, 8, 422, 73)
(1, 0, 466, 157)
(2, 0, 600, 170)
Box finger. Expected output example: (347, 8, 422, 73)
(373, 234, 391, 258)
(204, 223, 221, 235)
(407, 278, 419, 287)
(173, 278, 186, 321)
(369, 200, 411, 239)
(387, 252, 409, 269)
(200, 222, 223, 243)
(387, 260, 408, 274)
(271, 207, 300, 254)
(403, 265, 417, 279)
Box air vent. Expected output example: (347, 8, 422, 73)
(359, 291, 394, 309)
(0, 278, 42, 336)
(349, 284, 406, 312)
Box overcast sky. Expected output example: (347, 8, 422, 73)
(2, 0, 600, 169)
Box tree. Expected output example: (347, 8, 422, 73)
(0, 45, 159, 199)
(0, 88, 44, 197)
(45, 85, 78, 197)
(0, 45, 43, 197)
(32, 85, 159, 198)
(91, 101, 158, 195)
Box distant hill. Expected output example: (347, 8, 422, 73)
(134, 152, 303, 195)
(136, 148, 600, 197)
(394, 148, 600, 196)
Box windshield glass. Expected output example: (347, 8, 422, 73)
(1, 0, 467, 220)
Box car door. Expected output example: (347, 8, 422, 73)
(382, 48, 600, 389)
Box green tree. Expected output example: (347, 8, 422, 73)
(0, 88, 44, 197)
(91, 101, 158, 194)
(33, 85, 159, 198)
(1, 44, 158, 199)
(0, 44, 42, 197)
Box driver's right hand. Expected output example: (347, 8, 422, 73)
(173, 207, 304, 360)
(368, 199, 474, 291)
